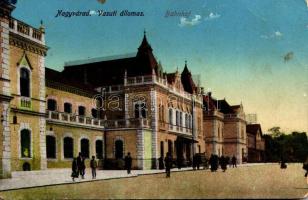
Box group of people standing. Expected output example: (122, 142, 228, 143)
(209, 154, 237, 172)
(71, 152, 133, 181)
(71, 152, 98, 181)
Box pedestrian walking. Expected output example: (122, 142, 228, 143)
(77, 152, 84, 178)
(220, 155, 227, 172)
(90, 155, 97, 179)
(164, 152, 172, 178)
(82, 155, 86, 178)
(71, 158, 78, 181)
(231, 155, 237, 168)
(209, 154, 218, 172)
(124, 152, 132, 174)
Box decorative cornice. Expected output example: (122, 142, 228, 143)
(9, 32, 48, 56)
(11, 107, 46, 117)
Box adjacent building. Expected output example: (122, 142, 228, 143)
(203, 93, 247, 163)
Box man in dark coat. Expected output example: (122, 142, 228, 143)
(164, 152, 172, 178)
(124, 152, 132, 174)
(231, 155, 237, 168)
(77, 152, 85, 178)
(209, 154, 217, 172)
(71, 158, 78, 181)
(81, 155, 86, 179)
(220, 155, 227, 172)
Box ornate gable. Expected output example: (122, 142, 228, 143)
(18, 52, 33, 69)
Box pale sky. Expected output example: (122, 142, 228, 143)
(12, 0, 308, 133)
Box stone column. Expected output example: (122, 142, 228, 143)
(38, 56, 47, 170)
(136, 129, 144, 169)
(150, 89, 158, 169)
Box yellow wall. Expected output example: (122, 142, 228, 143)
(46, 87, 95, 117)
(45, 123, 103, 168)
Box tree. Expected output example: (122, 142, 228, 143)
(264, 127, 308, 162)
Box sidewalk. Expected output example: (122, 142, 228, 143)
(0, 163, 276, 191)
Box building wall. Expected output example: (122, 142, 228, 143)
(46, 87, 95, 116)
(204, 116, 224, 157)
(45, 123, 103, 168)
(10, 114, 43, 171)
(5, 14, 47, 173)
(105, 129, 138, 168)
(223, 120, 247, 163)
(0, 7, 12, 178)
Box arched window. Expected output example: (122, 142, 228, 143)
(63, 137, 73, 158)
(64, 103, 72, 113)
(96, 140, 103, 159)
(189, 115, 192, 129)
(78, 106, 86, 116)
(185, 114, 188, 128)
(169, 109, 173, 125)
(141, 102, 146, 118)
(46, 135, 56, 159)
(115, 140, 124, 159)
(176, 111, 179, 126)
(134, 102, 146, 118)
(180, 112, 183, 127)
(21, 129, 31, 158)
(20, 68, 30, 97)
(81, 138, 90, 158)
(47, 99, 57, 111)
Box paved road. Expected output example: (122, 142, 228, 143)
(0, 163, 307, 199)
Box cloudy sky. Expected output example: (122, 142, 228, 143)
(12, 0, 308, 133)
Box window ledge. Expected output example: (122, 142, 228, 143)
(20, 157, 32, 160)
(47, 158, 57, 162)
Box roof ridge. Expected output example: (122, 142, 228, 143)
(64, 52, 136, 67)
